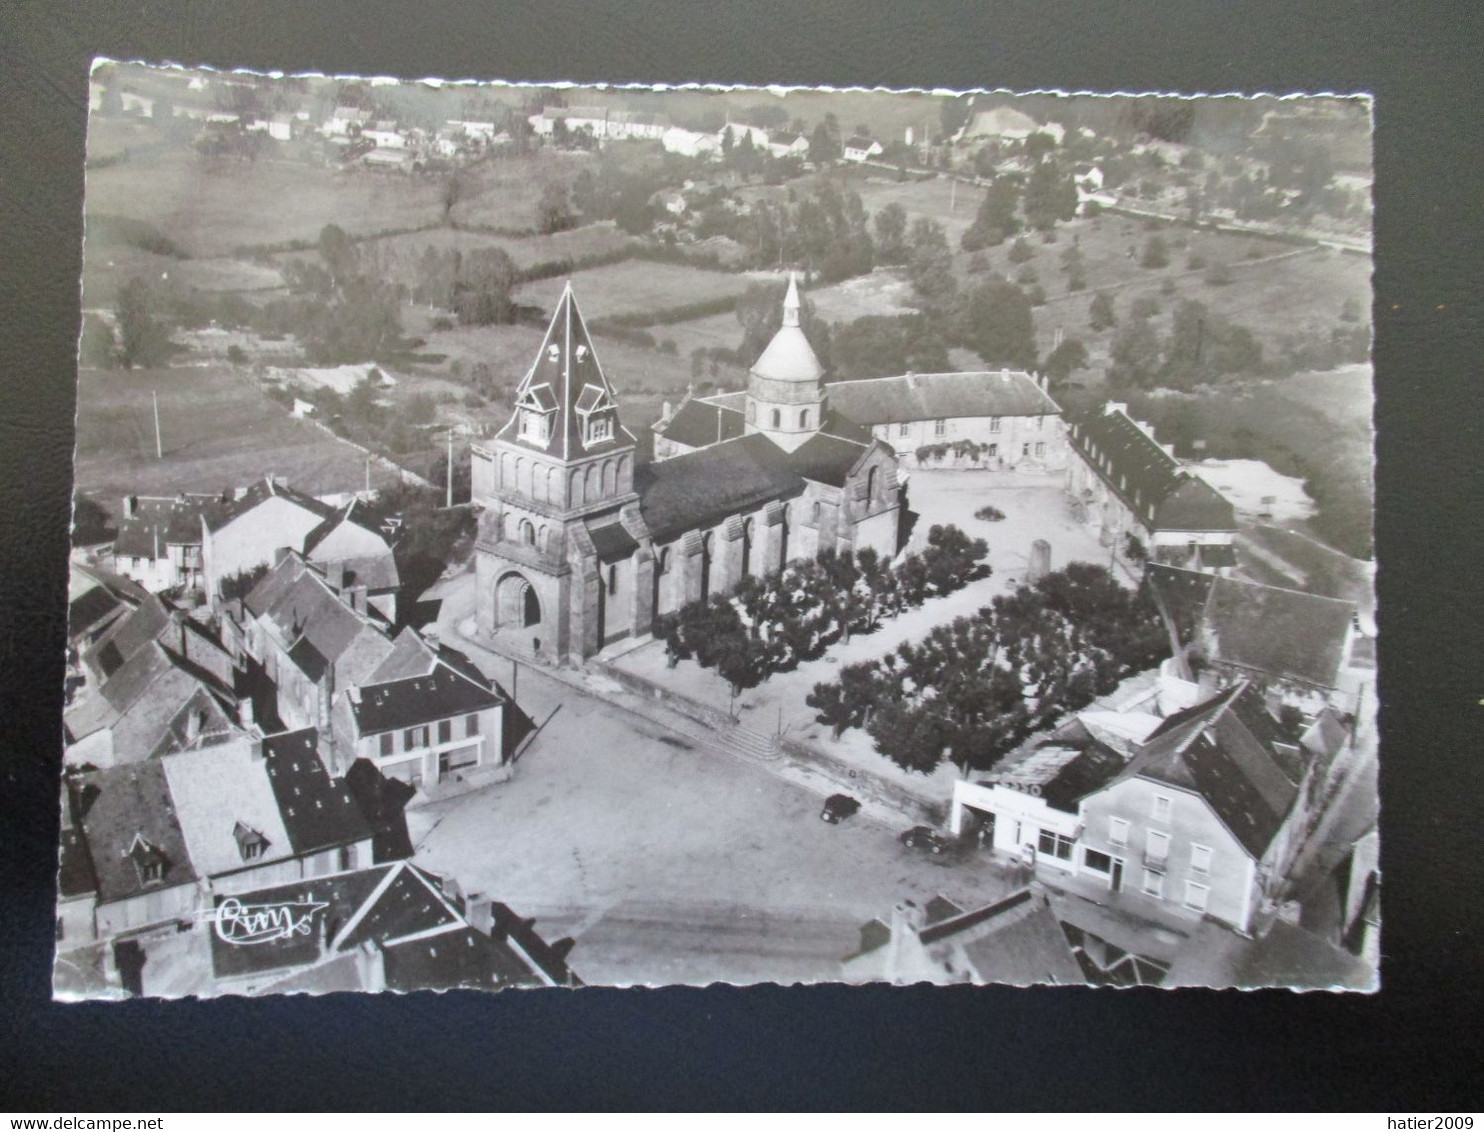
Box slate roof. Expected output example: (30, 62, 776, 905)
(209, 862, 557, 991)
(301, 504, 400, 593)
(368, 626, 440, 682)
(68, 562, 148, 642)
(203, 477, 336, 534)
(347, 664, 504, 737)
(1146, 564, 1357, 689)
(246, 555, 390, 681)
(161, 739, 295, 879)
(657, 398, 747, 449)
(1067, 407, 1236, 534)
(75, 761, 197, 904)
(826, 370, 1060, 425)
(786, 432, 871, 488)
(637, 433, 806, 542)
(113, 494, 217, 557)
(58, 793, 98, 899)
(1123, 683, 1304, 859)
(86, 595, 173, 680)
(495, 285, 637, 461)
(586, 519, 641, 561)
(1202, 575, 1356, 688)
(260, 728, 375, 854)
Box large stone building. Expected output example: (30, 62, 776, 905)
(470, 280, 905, 663)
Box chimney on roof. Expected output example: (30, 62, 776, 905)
(249, 738, 264, 761)
(350, 586, 368, 614)
(347, 684, 361, 705)
(326, 560, 346, 592)
(885, 900, 926, 985)
(465, 895, 494, 936)
(355, 942, 387, 992)
(1106, 402, 1127, 417)
(122, 494, 139, 520)
(661, 400, 673, 423)
(238, 696, 255, 729)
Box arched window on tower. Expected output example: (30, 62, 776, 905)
(799, 408, 809, 429)
(771, 408, 781, 429)
(519, 519, 536, 546)
(866, 466, 878, 501)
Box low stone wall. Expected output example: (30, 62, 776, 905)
(776, 734, 948, 827)
(593, 659, 738, 731)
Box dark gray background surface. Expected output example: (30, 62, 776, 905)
(1, 0, 1481, 1111)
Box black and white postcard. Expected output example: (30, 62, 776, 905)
(57, 66, 1376, 997)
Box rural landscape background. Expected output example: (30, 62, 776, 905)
(76, 65, 1372, 605)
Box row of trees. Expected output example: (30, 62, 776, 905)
(1103, 295, 1264, 390)
(805, 562, 1168, 775)
(656, 526, 989, 700)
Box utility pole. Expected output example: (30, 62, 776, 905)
(152, 391, 162, 459)
(446, 431, 454, 509)
(364, 454, 371, 497)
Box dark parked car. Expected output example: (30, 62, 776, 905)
(899, 825, 950, 854)
(820, 794, 861, 824)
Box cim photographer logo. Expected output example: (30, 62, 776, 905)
(208, 897, 330, 946)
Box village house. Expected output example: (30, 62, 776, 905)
(841, 135, 884, 163)
(1145, 562, 1375, 720)
(200, 477, 398, 615)
(328, 626, 510, 798)
(765, 131, 811, 160)
(207, 860, 579, 995)
(956, 105, 1044, 143)
(840, 889, 1084, 986)
(362, 120, 407, 149)
(231, 551, 396, 734)
(661, 125, 721, 160)
(469, 279, 904, 663)
(64, 595, 248, 770)
(67, 561, 148, 671)
(322, 105, 371, 138)
(529, 106, 670, 144)
(110, 492, 218, 594)
(63, 728, 374, 946)
(1065, 402, 1239, 570)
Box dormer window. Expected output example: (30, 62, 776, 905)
(587, 415, 613, 444)
(126, 833, 169, 886)
(519, 409, 550, 445)
(233, 821, 270, 862)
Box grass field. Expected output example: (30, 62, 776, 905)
(73, 364, 400, 506)
(445, 149, 597, 233)
(84, 132, 448, 257)
(513, 259, 756, 323)
(1000, 214, 1373, 366)
(82, 245, 286, 307)
(1272, 364, 1374, 430)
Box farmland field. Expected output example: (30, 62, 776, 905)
(82, 244, 286, 307)
(512, 260, 755, 323)
(445, 149, 598, 232)
(84, 135, 448, 257)
(73, 364, 399, 506)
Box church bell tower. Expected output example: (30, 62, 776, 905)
(745, 273, 826, 453)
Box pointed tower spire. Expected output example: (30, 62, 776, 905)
(782, 271, 801, 328)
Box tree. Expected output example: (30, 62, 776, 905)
(873, 203, 909, 264)
(72, 494, 114, 545)
(115, 277, 172, 368)
(1108, 317, 1162, 388)
(958, 280, 1036, 369)
(1007, 236, 1034, 264)
(1023, 159, 1078, 231)
(906, 218, 956, 306)
(961, 178, 1019, 250)
(1089, 291, 1116, 331)
(808, 120, 840, 165)
(452, 247, 517, 326)
(535, 181, 574, 234)
(1042, 337, 1089, 386)
(939, 95, 973, 141)
(318, 224, 356, 289)
(1024, 131, 1058, 162)
(831, 314, 949, 380)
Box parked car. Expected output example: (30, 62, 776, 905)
(899, 825, 950, 854)
(820, 794, 861, 824)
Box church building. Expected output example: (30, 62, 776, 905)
(470, 279, 905, 664)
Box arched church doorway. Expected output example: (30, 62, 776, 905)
(496, 572, 541, 629)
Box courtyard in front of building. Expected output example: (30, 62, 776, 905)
(605, 472, 1127, 800)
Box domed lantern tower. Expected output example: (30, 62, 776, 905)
(745, 273, 826, 453)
